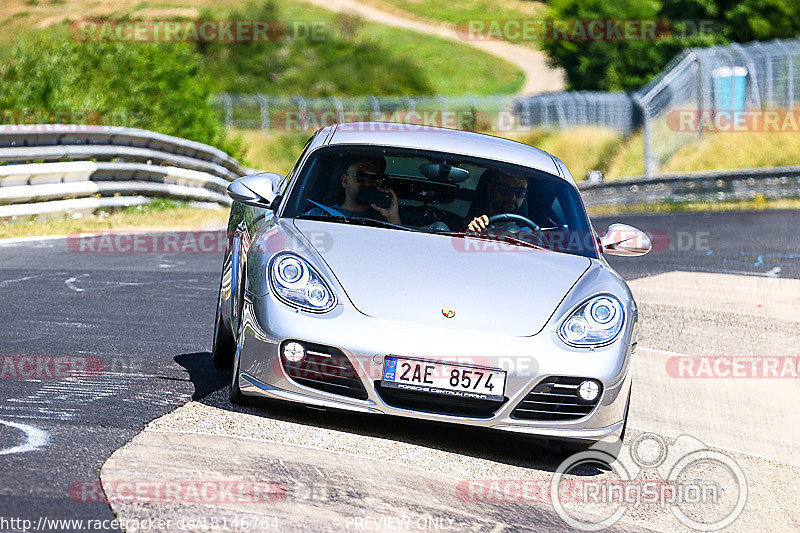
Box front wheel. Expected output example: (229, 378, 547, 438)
(212, 283, 236, 367)
(229, 347, 249, 406)
(229, 316, 249, 405)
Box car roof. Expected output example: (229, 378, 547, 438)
(318, 122, 574, 184)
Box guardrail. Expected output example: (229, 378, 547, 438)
(578, 166, 800, 207)
(5, 124, 796, 218)
(0, 125, 244, 218)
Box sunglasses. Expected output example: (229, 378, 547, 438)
(491, 179, 528, 199)
(350, 170, 385, 186)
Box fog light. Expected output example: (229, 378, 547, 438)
(577, 380, 600, 402)
(283, 342, 305, 363)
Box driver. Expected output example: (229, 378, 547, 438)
(306, 157, 402, 225)
(466, 169, 529, 231)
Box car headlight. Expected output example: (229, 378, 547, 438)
(269, 253, 336, 312)
(559, 294, 624, 346)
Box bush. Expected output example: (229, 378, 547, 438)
(0, 33, 243, 159)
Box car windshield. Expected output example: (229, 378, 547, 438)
(281, 145, 597, 258)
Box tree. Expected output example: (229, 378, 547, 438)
(540, 0, 797, 91)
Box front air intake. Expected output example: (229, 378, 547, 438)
(280, 341, 368, 400)
(510, 376, 602, 421)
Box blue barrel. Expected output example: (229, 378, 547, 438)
(712, 66, 747, 110)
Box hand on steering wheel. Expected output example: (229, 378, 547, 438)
(468, 213, 547, 246)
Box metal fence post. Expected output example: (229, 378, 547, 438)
(555, 97, 566, 130)
(258, 96, 270, 135)
(633, 93, 656, 176)
(293, 96, 308, 131)
(773, 39, 794, 107)
(222, 93, 233, 131)
(333, 96, 345, 123)
(369, 96, 381, 121)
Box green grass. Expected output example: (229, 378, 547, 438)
(354, 19, 524, 95)
(663, 131, 800, 172)
(237, 129, 310, 174)
(355, 0, 548, 51)
(604, 131, 644, 178)
(587, 196, 800, 216)
(504, 127, 623, 181)
(0, 198, 229, 239)
(0, 0, 523, 97)
(198, 0, 523, 96)
(361, 0, 543, 26)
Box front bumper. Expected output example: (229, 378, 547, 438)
(237, 293, 634, 442)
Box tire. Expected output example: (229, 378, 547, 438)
(551, 384, 632, 460)
(229, 340, 249, 406)
(212, 282, 236, 367)
(620, 383, 632, 443)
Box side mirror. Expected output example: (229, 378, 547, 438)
(227, 173, 282, 208)
(600, 223, 652, 256)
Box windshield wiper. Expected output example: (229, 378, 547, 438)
(295, 214, 415, 232)
(435, 230, 545, 250)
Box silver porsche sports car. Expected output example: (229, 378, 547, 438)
(212, 122, 651, 449)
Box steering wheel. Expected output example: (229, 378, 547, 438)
(487, 213, 547, 245)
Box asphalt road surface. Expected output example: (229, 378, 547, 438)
(0, 209, 797, 530)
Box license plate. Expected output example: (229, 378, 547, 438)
(381, 356, 506, 401)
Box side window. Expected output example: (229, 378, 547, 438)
(551, 196, 566, 227)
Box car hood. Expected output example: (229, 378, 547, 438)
(292, 219, 591, 336)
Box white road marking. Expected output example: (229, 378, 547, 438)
(0, 235, 69, 246)
(715, 267, 782, 278)
(157, 253, 187, 269)
(64, 275, 87, 292)
(0, 272, 67, 288)
(638, 346, 698, 357)
(766, 266, 782, 277)
(62, 277, 200, 292)
(0, 419, 49, 455)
